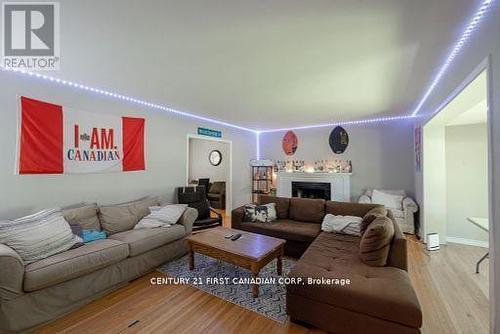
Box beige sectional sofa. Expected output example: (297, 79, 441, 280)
(0, 196, 198, 333)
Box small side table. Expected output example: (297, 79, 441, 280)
(466, 217, 489, 274)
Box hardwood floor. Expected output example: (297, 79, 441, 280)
(35, 236, 489, 334)
(407, 238, 489, 334)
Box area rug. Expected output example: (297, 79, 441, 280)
(158, 253, 296, 323)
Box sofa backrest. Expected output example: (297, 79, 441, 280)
(289, 198, 325, 223)
(259, 195, 290, 219)
(209, 182, 226, 195)
(325, 201, 382, 217)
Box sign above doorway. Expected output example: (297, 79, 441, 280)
(197, 127, 222, 138)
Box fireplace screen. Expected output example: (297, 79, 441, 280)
(292, 181, 331, 200)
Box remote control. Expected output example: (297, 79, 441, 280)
(230, 233, 242, 241)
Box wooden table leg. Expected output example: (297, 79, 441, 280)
(251, 267, 260, 298)
(188, 244, 194, 270)
(277, 251, 283, 276)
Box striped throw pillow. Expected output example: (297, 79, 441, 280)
(0, 208, 82, 264)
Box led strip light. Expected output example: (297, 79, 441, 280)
(255, 132, 261, 160)
(0, 66, 257, 133)
(0, 0, 494, 158)
(411, 0, 494, 116)
(257, 114, 416, 133)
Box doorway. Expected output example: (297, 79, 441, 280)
(422, 67, 490, 332)
(186, 135, 232, 219)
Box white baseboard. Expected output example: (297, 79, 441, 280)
(446, 236, 489, 248)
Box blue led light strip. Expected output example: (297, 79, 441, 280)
(258, 114, 416, 133)
(411, 0, 494, 116)
(0, 66, 257, 133)
(1, 0, 495, 136)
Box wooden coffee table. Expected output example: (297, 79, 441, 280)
(185, 227, 285, 298)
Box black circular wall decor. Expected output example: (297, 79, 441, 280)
(209, 150, 222, 166)
(329, 126, 349, 154)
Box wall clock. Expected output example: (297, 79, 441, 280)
(329, 126, 349, 154)
(282, 130, 298, 156)
(209, 150, 222, 166)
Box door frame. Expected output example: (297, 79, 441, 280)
(421, 55, 494, 330)
(186, 134, 233, 214)
(421, 57, 490, 240)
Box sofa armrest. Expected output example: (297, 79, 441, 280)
(403, 197, 418, 213)
(231, 206, 246, 230)
(358, 195, 372, 204)
(0, 243, 24, 298)
(178, 207, 198, 235)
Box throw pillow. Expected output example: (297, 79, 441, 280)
(99, 197, 159, 234)
(68, 224, 85, 249)
(259, 195, 290, 219)
(359, 216, 395, 267)
(361, 206, 387, 235)
(69, 223, 83, 237)
(62, 203, 100, 230)
(321, 214, 362, 236)
(371, 189, 404, 210)
(134, 204, 187, 229)
(243, 203, 277, 223)
(82, 230, 107, 243)
(0, 208, 82, 264)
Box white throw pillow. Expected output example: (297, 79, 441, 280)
(0, 208, 82, 264)
(371, 189, 404, 210)
(243, 203, 277, 223)
(321, 214, 362, 236)
(134, 204, 187, 229)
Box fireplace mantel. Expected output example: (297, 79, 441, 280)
(276, 172, 351, 201)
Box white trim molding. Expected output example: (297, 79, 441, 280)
(446, 236, 489, 248)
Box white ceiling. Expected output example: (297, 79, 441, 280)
(56, 0, 482, 130)
(447, 100, 487, 126)
(442, 70, 488, 126)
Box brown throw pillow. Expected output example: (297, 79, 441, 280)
(359, 216, 394, 267)
(360, 206, 387, 235)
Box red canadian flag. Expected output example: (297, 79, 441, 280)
(18, 96, 145, 174)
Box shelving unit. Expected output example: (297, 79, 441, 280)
(252, 166, 273, 202)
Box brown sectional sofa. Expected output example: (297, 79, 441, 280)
(0, 196, 198, 333)
(232, 195, 422, 334)
(232, 196, 326, 257)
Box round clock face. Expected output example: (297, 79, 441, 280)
(209, 150, 222, 166)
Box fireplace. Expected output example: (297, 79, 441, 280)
(276, 172, 350, 202)
(292, 181, 331, 200)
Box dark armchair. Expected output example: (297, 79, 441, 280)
(198, 178, 210, 196)
(207, 181, 226, 209)
(177, 186, 222, 232)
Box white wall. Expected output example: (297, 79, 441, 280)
(412, 4, 500, 331)
(0, 71, 255, 219)
(260, 120, 415, 201)
(188, 138, 229, 183)
(445, 124, 489, 243)
(422, 122, 447, 240)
